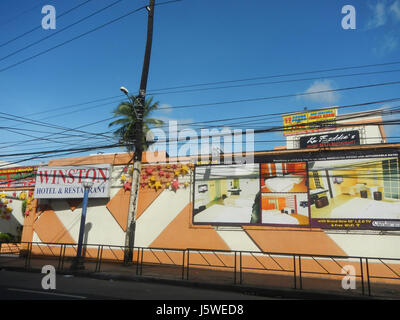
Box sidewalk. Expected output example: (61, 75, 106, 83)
(1, 254, 399, 300)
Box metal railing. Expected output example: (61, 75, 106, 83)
(1, 241, 400, 297)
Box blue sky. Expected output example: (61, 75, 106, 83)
(0, 0, 400, 165)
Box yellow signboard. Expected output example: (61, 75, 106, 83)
(282, 108, 337, 136)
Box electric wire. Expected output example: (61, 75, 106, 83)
(148, 69, 400, 96)
(148, 61, 400, 92)
(0, 0, 126, 63)
(0, 0, 94, 49)
(156, 80, 400, 111)
(0, 0, 183, 74)
(1, 97, 399, 153)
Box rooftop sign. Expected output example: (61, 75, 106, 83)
(299, 130, 360, 149)
(283, 108, 337, 136)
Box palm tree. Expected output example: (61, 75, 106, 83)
(109, 95, 164, 263)
(109, 95, 164, 151)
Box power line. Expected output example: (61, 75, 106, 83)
(25, 95, 124, 118)
(148, 61, 400, 92)
(1, 96, 396, 152)
(0, 113, 116, 151)
(2, 128, 400, 169)
(0, 142, 124, 158)
(0, 0, 182, 74)
(0, 0, 94, 49)
(9, 62, 400, 121)
(0, 0, 125, 62)
(141, 108, 400, 144)
(4, 90, 398, 148)
(0, 125, 113, 140)
(0, 0, 45, 28)
(157, 80, 400, 111)
(25, 70, 400, 123)
(149, 69, 400, 96)
(0, 126, 113, 149)
(0, 111, 114, 142)
(2, 113, 400, 166)
(153, 97, 400, 130)
(0, 142, 131, 168)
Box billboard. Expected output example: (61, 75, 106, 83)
(0, 167, 37, 189)
(193, 164, 260, 224)
(193, 150, 400, 230)
(260, 162, 310, 226)
(283, 108, 337, 136)
(308, 156, 400, 229)
(299, 130, 360, 149)
(34, 165, 111, 199)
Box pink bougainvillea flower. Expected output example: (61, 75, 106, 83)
(171, 180, 180, 191)
(123, 181, 132, 191)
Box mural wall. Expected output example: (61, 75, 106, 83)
(192, 151, 400, 230)
(14, 150, 400, 259)
(135, 149, 400, 259)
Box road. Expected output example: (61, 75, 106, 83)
(0, 269, 272, 300)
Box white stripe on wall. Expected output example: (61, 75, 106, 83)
(134, 188, 190, 247)
(215, 227, 261, 252)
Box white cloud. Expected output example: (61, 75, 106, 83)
(158, 103, 173, 113)
(156, 116, 194, 131)
(390, 0, 400, 20)
(366, 0, 400, 29)
(373, 33, 399, 56)
(364, 1, 400, 56)
(367, 2, 388, 29)
(300, 80, 340, 104)
(146, 116, 194, 147)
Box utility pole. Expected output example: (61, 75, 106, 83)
(124, 0, 155, 263)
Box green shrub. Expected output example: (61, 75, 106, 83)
(0, 233, 13, 243)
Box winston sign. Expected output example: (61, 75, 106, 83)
(34, 165, 111, 199)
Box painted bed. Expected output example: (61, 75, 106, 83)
(330, 198, 400, 219)
(194, 204, 253, 223)
(264, 175, 304, 192)
(261, 210, 300, 225)
(223, 195, 255, 208)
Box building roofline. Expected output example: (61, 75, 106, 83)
(47, 143, 400, 166)
(192, 142, 400, 162)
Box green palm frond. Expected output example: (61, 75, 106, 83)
(109, 95, 165, 152)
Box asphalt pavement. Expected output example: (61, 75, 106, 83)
(0, 269, 273, 300)
(0, 253, 396, 301)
